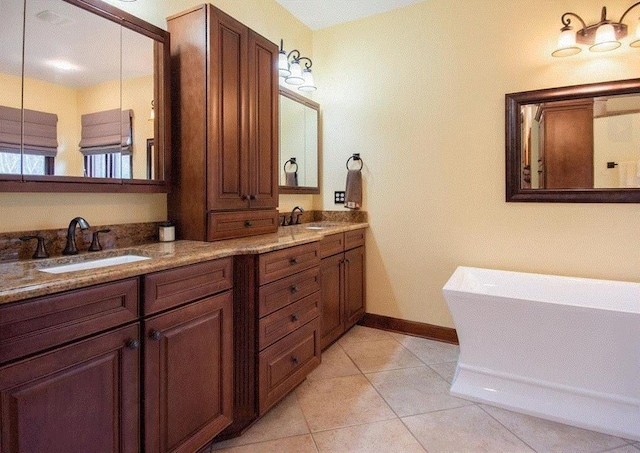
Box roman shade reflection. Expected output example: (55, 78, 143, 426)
(79, 109, 133, 156)
(0, 106, 58, 157)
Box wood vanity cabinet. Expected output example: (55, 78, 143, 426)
(0, 258, 233, 453)
(320, 229, 366, 350)
(168, 4, 279, 242)
(0, 279, 141, 453)
(143, 259, 234, 453)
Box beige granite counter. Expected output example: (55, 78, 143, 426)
(0, 221, 367, 305)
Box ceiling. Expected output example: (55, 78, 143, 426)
(274, 0, 426, 30)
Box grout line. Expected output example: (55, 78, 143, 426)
(477, 404, 539, 453)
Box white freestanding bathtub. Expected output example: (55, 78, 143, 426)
(443, 266, 640, 441)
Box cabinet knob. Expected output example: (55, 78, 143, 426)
(290, 257, 298, 265)
(291, 313, 299, 322)
(249, 195, 256, 200)
(291, 356, 300, 365)
(291, 285, 299, 294)
(244, 221, 253, 228)
(242, 194, 249, 201)
(149, 330, 162, 341)
(126, 339, 140, 350)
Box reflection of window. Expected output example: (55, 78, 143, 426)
(0, 106, 58, 175)
(84, 153, 132, 178)
(79, 109, 133, 179)
(0, 154, 54, 175)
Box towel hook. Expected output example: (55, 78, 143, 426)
(346, 153, 363, 171)
(284, 157, 298, 173)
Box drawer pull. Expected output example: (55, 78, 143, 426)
(291, 313, 299, 322)
(291, 285, 299, 294)
(149, 330, 162, 341)
(291, 356, 300, 365)
(242, 194, 249, 201)
(250, 195, 256, 200)
(126, 339, 140, 350)
(290, 257, 298, 265)
(245, 221, 253, 228)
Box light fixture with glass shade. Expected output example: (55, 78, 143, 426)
(279, 40, 317, 91)
(552, 2, 640, 57)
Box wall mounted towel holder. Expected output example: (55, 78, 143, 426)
(284, 157, 298, 172)
(346, 153, 363, 170)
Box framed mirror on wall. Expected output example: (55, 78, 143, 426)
(0, 0, 170, 193)
(506, 78, 640, 202)
(279, 86, 320, 194)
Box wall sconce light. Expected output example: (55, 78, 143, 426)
(148, 100, 154, 122)
(279, 40, 317, 92)
(552, 2, 640, 57)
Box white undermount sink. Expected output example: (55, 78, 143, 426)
(39, 255, 151, 274)
(303, 222, 341, 230)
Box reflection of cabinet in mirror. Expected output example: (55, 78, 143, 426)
(0, 0, 170, 193)
(279, 87, 320, 194)
(535, 100, 594, 189)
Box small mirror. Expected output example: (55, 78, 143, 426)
(506, 78, 640, 202)
(279, 86, 319, 194)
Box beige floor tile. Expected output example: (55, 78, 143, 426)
(366, 366, 472, 417)
(428, 361, 458, 383)
(480, 404, 628, 453)
(212, 434, 318, 453)
(338, 325, 395, 347)
(312, 419, 426, 453)
(212, 393, 308, 449)
(307, 343, 360, 381)
(403, 405, 535, 453)
(341, 338, 423, 373)
(390, 333, 460, 364)
(296, 374, 396, 432)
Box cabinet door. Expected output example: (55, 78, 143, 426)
(247, 31, 278, 209)
(320, 253, 344, 350)
(344, 246, 366, 329)
(144, 291, 233, 453)
(208, 7, 250, 211)
(0, 324, 140, 453)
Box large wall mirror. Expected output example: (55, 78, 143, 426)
(0, 0, 170, 192)
(506, 78, 640, 202)
(279, 86, 320, 194)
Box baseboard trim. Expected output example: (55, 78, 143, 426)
(358, 313, 458, 345)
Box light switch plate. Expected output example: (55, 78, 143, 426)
(334, 191, 345, 203)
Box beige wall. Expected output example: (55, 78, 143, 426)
(313, 0, 640, 328)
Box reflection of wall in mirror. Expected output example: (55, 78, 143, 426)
(280, 96, 306, 186)
(594, 113, 640, 188)
(20, 74, 81, 177)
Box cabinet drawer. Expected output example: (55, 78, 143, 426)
(258, 292, 320, 350)
(208, 210, 278, 241)
(319, 233, 344, 258)
(344, 228, 366, 250)
(0, 278, 139, 365)
(258, 267, 320, 317)
(258, 318, 320, 414)
(258, 242, 320, 285)
(144, 258, 232, 315)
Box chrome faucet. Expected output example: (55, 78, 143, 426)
(288, 206, 305, 225)
(63, 217, 90, 255)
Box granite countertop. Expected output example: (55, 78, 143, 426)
(0, 221, 367, 305)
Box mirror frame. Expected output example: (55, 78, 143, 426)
(506, 78, 640, 203)
(0, 0, 170, 193)
(278, 86, 320, 195)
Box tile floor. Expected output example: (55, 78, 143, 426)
(206, 326, 639, 453)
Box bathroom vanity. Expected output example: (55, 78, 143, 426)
(0, 221, 367, 452)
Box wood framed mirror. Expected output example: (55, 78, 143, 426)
(0, 0, 170, 193)
(279, 86, 320, 194)
(506, 78, 640, 203)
